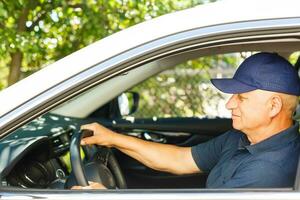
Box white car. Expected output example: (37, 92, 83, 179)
(1, 0, 300, 199)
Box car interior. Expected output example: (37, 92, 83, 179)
(0, 36, 300, 191)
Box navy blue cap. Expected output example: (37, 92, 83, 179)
(211, 52, 300, 96)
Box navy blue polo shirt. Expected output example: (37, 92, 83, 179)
(191, 123, 300, 188)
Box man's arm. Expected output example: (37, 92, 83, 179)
(81, 123, 201, 175)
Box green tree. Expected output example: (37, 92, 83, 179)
(130, 53, 240, 118)
(0, 0, 212, 89)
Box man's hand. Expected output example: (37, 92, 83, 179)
(80, 123, 117, 147)
(71, 181, 107, 190)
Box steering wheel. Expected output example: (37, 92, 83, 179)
(66, 129, 127, 189)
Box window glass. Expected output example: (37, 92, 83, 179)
(128, 53, 257, 119)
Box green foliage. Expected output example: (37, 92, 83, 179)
(290, 51, 300, 65)
(0, 0, 208, 88)
(129, 54, 240, 118)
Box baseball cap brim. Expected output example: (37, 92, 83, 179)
(211, 78, 257, 94)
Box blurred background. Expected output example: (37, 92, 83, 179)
(0, 0, 215, 89)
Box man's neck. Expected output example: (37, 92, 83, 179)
(245, 118, 293, 145)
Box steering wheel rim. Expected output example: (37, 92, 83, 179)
(69, 129, 127, 188)
(69, 129, 91, 186)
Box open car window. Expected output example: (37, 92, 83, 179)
(126, 53, 240, 119)
(1, 50, 300, 192)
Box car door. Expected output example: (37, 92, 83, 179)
(1, 2, 300, 199)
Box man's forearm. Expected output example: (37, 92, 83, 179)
(80, 123, 200, 174)
(110, 133, 199, 174)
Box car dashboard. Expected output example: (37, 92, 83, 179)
(0, 114, 85, 189)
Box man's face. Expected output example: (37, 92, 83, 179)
(226, 90, 271, 134)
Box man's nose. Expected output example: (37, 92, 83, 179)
(226, 94, 238, 110)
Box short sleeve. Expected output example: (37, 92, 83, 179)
(191, 131, 233, 172)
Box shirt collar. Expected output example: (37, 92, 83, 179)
(237, 123, 299, 154)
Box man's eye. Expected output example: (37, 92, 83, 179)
(238, 96, 246, 101)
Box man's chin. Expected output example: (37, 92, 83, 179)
(232, 121, 242, 130)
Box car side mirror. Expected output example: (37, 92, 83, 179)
(118, 92, 139, 116)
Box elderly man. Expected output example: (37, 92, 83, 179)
(76, 52, 300, 189)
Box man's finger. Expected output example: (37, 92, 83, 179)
(71, 186, 82, 190)
(81, 136, 97, 145)
(82, 186, 92, 189)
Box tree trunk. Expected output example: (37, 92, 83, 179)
(8, 52, 23, 86)
(7, 7, 29, 86)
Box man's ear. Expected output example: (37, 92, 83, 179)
(268, 95, 283, 117)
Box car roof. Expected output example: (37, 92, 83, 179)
(0, 0, 300, 117)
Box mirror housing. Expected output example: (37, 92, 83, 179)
(118, 92, 139, 116)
